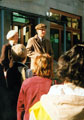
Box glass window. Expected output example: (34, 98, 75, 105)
(72, 19, 79, 29)
(73, 32, 80, 45)
(66, 32, 71, 50)
(13, 12, 29, 24)
(50, 29, 59, 60)
(52, 13, 60, 21)
(67, 17, 72, 27)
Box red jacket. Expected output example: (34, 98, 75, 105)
(17, 76, 52, 120)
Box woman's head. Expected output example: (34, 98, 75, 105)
(6, 30, 18, 44)
(56, 44, 84, 87)
(33, 53, 53, 78)
(11, 44, 27, 63)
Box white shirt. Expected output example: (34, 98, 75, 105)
(48, 83, 84, 96)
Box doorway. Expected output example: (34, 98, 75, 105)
(11, 12, 37, 46)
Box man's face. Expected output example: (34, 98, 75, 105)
(12, 33, 19, 44)
(37, 29, 46, 38)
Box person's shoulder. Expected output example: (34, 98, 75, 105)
(28, 37, 34, 41)
(28, 35, 37, 41)
(44, 38, 50, 42)
(14, 62, 27, 68)
(48, 84, 64, 95)
(1, 43, 8, 48)
(21, 76, 33, 88)
(7, 62, 18, 71)
(1, 44, 11, 53)
(23, 76, 38, 85)
(2, 43, 11, 49)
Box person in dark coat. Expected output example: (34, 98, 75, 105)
(7, 44, 32, 120)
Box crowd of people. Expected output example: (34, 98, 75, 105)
(0, 23, 84, 120)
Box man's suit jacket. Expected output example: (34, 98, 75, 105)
(26, 34, 53, 69)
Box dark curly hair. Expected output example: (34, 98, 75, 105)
(56, 44, 84, 88)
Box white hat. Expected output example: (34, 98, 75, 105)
(6, 30, 18, 40)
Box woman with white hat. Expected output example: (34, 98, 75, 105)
(0, 29, 18, 83)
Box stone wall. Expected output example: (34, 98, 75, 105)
(0, 0, 83, 16)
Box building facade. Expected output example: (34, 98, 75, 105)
(0, 0, 84, 60)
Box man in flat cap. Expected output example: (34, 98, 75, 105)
(26, 23, 53, 70)
(0, 30, 18, 80)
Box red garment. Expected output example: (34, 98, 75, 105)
(17, 76, 52, 120)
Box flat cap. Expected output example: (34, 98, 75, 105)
(11, 44, 27, 62)
(6, 30, 18, 40)
(35, 23, 47, 30)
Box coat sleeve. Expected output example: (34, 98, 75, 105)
(17, 85, 25, 120)
(26, 38, 36, 58)
(49, 42, 54, 58)
(0, 44, 12, 71)
(47, 39, 54, 58)
(0, 44, 10, 70)
(0, 45, 7, 61)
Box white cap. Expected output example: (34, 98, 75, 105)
(6, 30, 18, 40)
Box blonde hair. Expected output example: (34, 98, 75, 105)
(33, 53, 53, 78)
